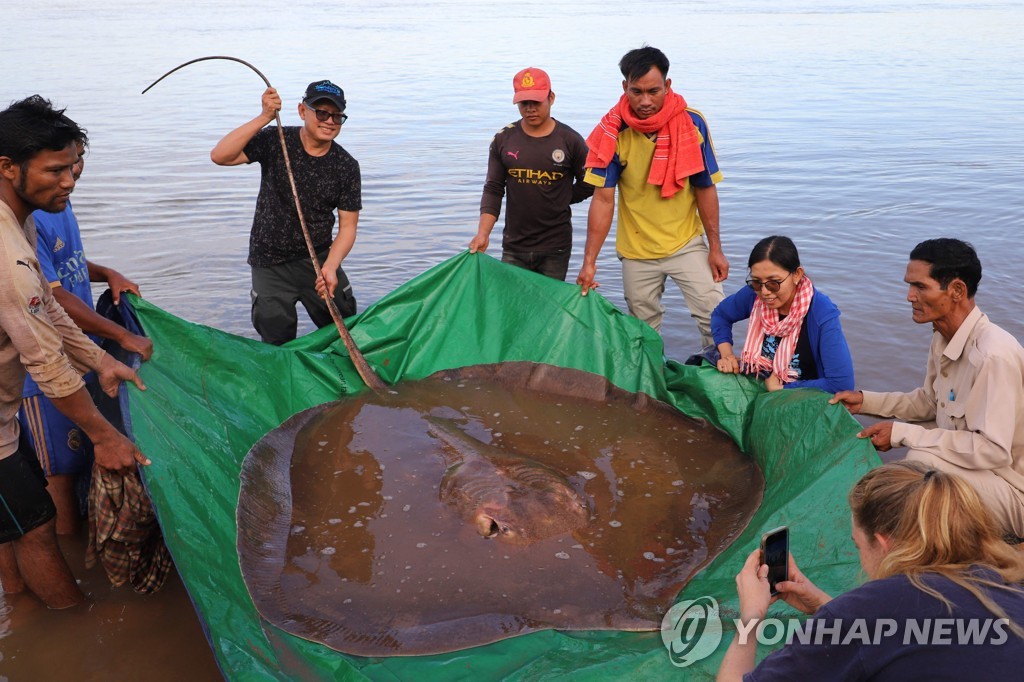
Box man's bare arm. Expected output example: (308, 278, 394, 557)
(211, 87, 280, 166)
(694, 184, 728, 282)
(576, 187, 615, 295)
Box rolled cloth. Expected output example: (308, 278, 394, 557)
(86, 462, 173, 594)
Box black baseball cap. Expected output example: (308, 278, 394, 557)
(303, 80, 346, 110)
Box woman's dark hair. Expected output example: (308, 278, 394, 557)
(909, 238, 982, 298)
(747, 235, 801, 272)
(0, 95, 86, 168)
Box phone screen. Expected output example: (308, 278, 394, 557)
(761, 526, 789, 596)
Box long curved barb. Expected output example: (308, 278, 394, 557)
(143, 56, 387, 393)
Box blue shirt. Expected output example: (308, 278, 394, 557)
(747, 569, 1024, 681)
(23, 203, 94, 398)
(711, 285, 855, 393)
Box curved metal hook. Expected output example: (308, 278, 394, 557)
(142, 55, 270, 94)
(141, 56, 387, 393)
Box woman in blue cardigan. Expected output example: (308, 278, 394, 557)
(711, 236, 854, 393)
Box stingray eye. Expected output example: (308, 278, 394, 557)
(501, 525, 511, 534)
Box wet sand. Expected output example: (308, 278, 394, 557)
(0, 533, 220, 681)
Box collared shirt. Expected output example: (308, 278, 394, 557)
(479, 120, 593, 252)
(0, 202, 106, 458)
(861, 306, 1024, 493)
(583, 109, 723, 260)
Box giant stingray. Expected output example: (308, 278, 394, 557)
(238, 362, 764, 656)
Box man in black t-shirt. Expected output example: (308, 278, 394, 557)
(469, 67, 593, 281)
(211, 79, 361, 345)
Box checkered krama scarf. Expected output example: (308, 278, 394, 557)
(740, 275, 814, 383)
(86, 462, 173, 594)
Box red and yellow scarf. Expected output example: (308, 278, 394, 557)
(585, 90, 704, 199)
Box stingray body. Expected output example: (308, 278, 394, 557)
(238, 362, 764, 657)
(430, 418, 591, 544)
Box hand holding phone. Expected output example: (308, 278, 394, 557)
(760, 526, 789, 596)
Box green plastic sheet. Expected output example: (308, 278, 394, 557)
(125, 252, 880, 680)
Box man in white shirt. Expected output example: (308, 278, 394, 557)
(831, 238, 1024, 538)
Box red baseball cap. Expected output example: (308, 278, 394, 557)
(512, 67, 552, 103)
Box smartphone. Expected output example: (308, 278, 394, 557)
(760, 526, 789, 596)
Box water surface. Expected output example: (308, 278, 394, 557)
(3, 1, 1021, 382)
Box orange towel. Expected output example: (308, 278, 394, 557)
(585, 90, 704, 198)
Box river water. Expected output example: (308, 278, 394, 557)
(2, 0, 1022, 679)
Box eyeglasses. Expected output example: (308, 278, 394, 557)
(746, 272, 792, 293)
(306, 106, 348, 125)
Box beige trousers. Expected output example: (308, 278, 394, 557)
(906, 450, 1024, 538)
(620, 235, 724, 347)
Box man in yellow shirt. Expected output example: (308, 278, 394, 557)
(576, 46, 728, 347)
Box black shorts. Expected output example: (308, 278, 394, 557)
(0, 430, 56, 543)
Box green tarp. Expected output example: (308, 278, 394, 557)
(125, 252, 879, 680)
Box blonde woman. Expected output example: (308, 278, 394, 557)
(718, 461, 1024, 680)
